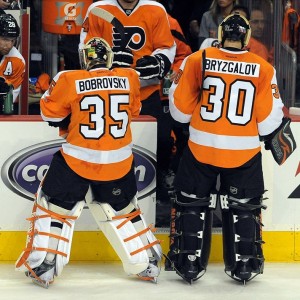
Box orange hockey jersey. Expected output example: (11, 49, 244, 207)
(80, 0, 176, 101)
(247, 38, 269, 62)
(41, 67, 141, 181)
(167, 14, 192, 73)
(169, 47, 284, 168)
(0, 46, 25, 102)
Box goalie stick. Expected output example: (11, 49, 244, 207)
(90, 6, 127, 49)
(198, 49, 206, 103)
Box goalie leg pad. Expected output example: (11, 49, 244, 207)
(15, 186, 84, 286)
(130, 197, 162, 262)
(166, 191, 217, 283)
(85, 188, 161, 275)
(220, 193, 266, 283)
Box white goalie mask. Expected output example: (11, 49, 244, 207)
(79, 37, 114, 70)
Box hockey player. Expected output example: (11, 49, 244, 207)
(79, 0, 176, 199)
(155, 8, 192, 226)
(0, 13, 25, 112)
(15, 37, 162, 288)
(166, 13, 296, 284)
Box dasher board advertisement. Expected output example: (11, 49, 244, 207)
(0, 116, 157, 230)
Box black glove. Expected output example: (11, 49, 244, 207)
(261, 117, 297, 165)
(136, 54, 171, 80)
(112, 47, 134, 68)
(0, 77, 10, 93)
(48, 114, 71, 129)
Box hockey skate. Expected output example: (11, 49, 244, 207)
(25, 260, 55, 289)
(227, 257, 264, 285)
(177, 255, 206, 284)
(234, 259, 252, 284)
(137, 258, 160, 283)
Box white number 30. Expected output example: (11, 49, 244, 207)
(200, 76, 255, 125)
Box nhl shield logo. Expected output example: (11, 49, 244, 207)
(230, 186, 238, 195)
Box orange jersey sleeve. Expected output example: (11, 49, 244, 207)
(247, 38, 269, 62)
(160, 14, 192, 101)
(0, 47, 25, 102)
(41, 67, 141, 181)
(169, 47, 284, 168)
(80, 1, 175, 100)
(167, 14, 192, 73)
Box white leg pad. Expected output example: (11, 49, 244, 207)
(98, 218, 149, 275)
(132, 216, 162, 261)
(15, 186, 85, 278)
(85, 188, 160, 275)
(15, 195, 51, 272)
(55, 200, 85, 276)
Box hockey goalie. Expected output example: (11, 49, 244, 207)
(15, 37, 162, 288)
(165, 12, 296, 285)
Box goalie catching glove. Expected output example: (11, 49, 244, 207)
(262, 117, 297, 165)
(136, 54, 171, 80)
(112, 47, 134, 68)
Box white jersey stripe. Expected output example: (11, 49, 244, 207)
(189, 126, 260, 150)
(62, 142, 133, 164)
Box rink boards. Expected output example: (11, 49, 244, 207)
(0, 115, 300, 262)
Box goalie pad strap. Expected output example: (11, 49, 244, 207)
(23, 261, 44, 285)
(130, 240, 161, 256)
(27, 231, 70, 243)
(23, 247, 67, 257)
(113, 209, 142, 229)
(34, 203, 78, 226)
(124, 225, 154, 242)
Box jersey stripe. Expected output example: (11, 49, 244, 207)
(62, 142, 132, 164)
(189, 126, 260, 150)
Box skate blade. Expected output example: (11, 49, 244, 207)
(137, 275, 158, 284)
(31, 278, 53, 289)
(181, 276, 194, 285)
(25, 270, 54, 289)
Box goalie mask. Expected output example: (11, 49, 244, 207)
(218, 13, 251, 48)
(79, 38, 114, 70)
(0, 14, 20, 38)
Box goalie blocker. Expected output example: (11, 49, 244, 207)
(261, 117, 297, 165)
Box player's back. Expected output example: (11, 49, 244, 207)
(41, 67, 141, 180)
(174, 46, 283, 168)
(191, 46, 272, 135)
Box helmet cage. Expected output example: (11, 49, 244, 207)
(79, 38, 114, 70)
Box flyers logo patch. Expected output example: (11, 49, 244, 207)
(113, 26, 145, 50)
